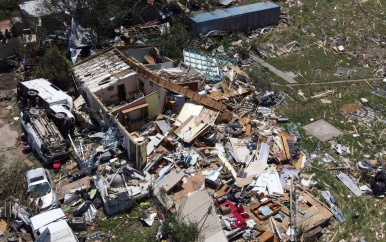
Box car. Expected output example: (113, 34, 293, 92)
(30, 209, 79, 241)
(25, 168, 59, 211)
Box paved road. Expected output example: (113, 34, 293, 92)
(250, 54, 299, 84)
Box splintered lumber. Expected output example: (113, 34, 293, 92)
(279, 132, 291, 160)
(222, 80, 229, 94)
(245, 124, 252, 137)
(293, 153, 303, 170)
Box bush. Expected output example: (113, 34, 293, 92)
(0, 0, 22, 11)
(33, 45, 72, 90)
(163, 215, 203, 242)
(0, 159, 30, 204)
(156, 16, 191, 61)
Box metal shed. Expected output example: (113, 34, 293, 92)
(189, 2, 280, 36)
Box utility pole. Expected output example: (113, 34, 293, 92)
(289, 175, 297, 242)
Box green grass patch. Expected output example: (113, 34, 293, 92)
(275, 81, 386, 241)
(267, 48, 369, 84)
(306, 164, 385, 241)
(97, 209, 157, 242)
(277, 82, 386, 156)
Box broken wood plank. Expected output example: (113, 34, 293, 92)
(279, 133, 291, 161)
(293, 153, 303, 170)
(245, 124, 252, 137)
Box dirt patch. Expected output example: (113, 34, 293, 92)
(0, 118, 18, 149)
(0, 117, 30, 169)
(340, 103, 361, 113)
(0, 72, 20, 91)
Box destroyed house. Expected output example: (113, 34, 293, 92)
(189, 2, 280, 36)
(126, 47, 174, 70)
(72, 46, 226, 170)
(19, 0, 70, 34)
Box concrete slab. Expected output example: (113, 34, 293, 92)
(302, 119, 343, 142)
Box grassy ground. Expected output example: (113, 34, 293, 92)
(96, 207, 157, 242)
(274, 80, 386, 241)
(247, 65, 290, 86)
(250, 0, 386, 84)
(306, 165, 385, 241)
(276, 81, 386, 156)
(267, 48, 370, 84)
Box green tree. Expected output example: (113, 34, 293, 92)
(41, 0, 170, 43)
(0, 0, 22, 19)
(156, 16, 192, 61)
(33, 45, 71, 90)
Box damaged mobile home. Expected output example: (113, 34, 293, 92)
(72, 46, 227, 170)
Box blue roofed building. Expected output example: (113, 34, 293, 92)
(189, 2, 280, 36)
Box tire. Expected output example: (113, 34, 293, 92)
(27, 90, 38, 98)
(54, 112, 66, 122)
(29, 108, 39, 116)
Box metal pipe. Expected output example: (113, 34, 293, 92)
(109, 168, 120, 186)
(68, 134, 79, 156)
(79, 142, 84, 160)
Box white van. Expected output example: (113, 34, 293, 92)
(31, 208, 78, 242)
(17, 78, 75, 133)
(20, 108, 71, 164)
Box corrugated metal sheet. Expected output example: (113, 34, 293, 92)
(191, 2, 278, 23)
(19, 0, 54, 17)
(189, 2, 280, 36)
(336, 173, 362, 197)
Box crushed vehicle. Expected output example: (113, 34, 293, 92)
(25, 168, 59, 211)
(30, 208, 78, 242)
(20, 108, 71, 164)
(17, 78, 75, 137)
